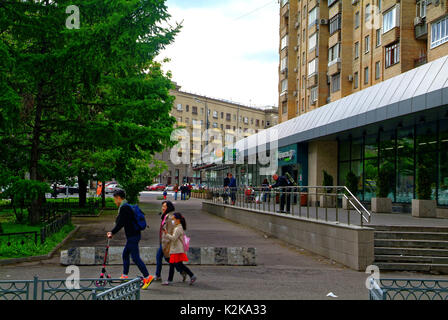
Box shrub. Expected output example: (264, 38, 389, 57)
(376, 165, 394, 198)
(322, 170, 334, 193)
(345, 171, 359, 196)
(416, 165, 432, 200)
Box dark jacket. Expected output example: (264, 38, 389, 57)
(228, 177, 237, 188)
(223, 177, 230, 187)
(271, 176, 290, 189)
(111, 203, 140, 238)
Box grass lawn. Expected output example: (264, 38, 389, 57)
(0, 223, 75, 259)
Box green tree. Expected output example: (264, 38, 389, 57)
(0, 0, 180, 223)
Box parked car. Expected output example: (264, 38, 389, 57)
(146, 183, 166, 191)
(105, 183, 123, 194)
(165, 185, 174, 191)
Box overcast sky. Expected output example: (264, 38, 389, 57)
(158, 0, 280, 109)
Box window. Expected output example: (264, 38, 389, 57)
(281, 0, 288, 7)
(310, 87, 318, 104)
(281, 56, 288, 71)
(431, 16, 448, 49)
(365, 35, 370, 53)
(375, 61, 381, 79)
(185, 117, 189, 124)
(308, 58, 317, 76)
(329, 14, 341, 34)
(186, 105, 189, 112)
(385, 42, 400, 67)
(378, 0, 381, 11)
(213, 111, 218, 118)
(354, 72, 359, 89)
(365, 4, 371, 21)
(355, 11, 360, 29)
(376, 29, 381, 46)
(176, 104, 182, 111)
(328, 43, 340, 64)
(213, 122, 218, 128)
(417, 1, 426, 18)
(226, 124, 231, 130)
(281, 79, 288, 93)
(282, 101, 287, 114)
(226, 113, 231, 121)
(192, 106, 198, 114)
(308, 32, 317, 51)
(383, 6, 398, 34)
(256, 119, 260, 127)
(331, 73, 341, 93)
(308, 7, 318, 27)
(244, 117, 248, 124)
(364, 67, 369, 84)
(281, 35, 288, 50)
(354, 42, 359, 59)
(302, 51, 306, 65)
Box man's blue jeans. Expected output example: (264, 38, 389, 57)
(174, 192, 178, 200)
(122, 235, 149, 278)
(155, 244, 182, 278)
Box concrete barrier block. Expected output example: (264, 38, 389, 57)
(214, 248, 228, 265)
(200, 247, 215, 265)
(79, 247, 95, 265)
(140, 247, 158, 264)
(185, 247, 201, 265)
(108, 246, 125, 265)
(60, 247, 79, 265)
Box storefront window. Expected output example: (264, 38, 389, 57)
(439, 120, 448, 205)
(352, 138, 363, 161)
(379, 130, 396, 200)
(416, 123, 437, 200)
(396, 127, 414, 203)
(339, 140, 350, 161)
(339, 162, 350, 186)
(364, 135, 378, 201)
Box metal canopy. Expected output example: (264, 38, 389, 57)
(235, 55, 448, 157)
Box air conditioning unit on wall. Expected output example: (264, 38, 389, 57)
(320, 19, 328, 25)
(348, 75, 353, 82)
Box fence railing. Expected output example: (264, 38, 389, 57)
(0, 231, 39, 246)
(0, 277, 139, 300)
(209, 186, 371, 226)
(40, 212, 71, 244)
(93, 278, 142, 300)
(369, 278, 448, 300)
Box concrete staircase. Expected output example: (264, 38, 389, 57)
(373, 226, 448, 274)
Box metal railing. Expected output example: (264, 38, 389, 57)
(369, 278, 448, 300)
(209, 186, 371, 227)
(93, 278, 141, 300)
(0, 277, 139, 300)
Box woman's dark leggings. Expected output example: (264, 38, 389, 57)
(168, 262, 194, 282)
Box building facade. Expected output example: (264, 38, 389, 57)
(279, 0, 448, 123)
(155, 85, 278, 186)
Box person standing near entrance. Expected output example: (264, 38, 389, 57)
(106, 190, 154, 289)
(173, 184, 179, 201)
(270, 174, 291, 213)
(223, 173, 230, 204)
(228, 173, 237, 205)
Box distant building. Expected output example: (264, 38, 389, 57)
(154, 84, 278, 185)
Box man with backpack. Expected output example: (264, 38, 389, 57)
(106, 189, 154, 290)
(270, 174, 291, 214)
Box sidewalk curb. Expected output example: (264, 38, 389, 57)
(0, 225, 81, 266)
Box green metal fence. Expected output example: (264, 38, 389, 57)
(369, 278, 448, 300)
(0, 277, 141, 300)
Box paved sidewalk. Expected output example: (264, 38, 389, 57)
(1, 193, 448, 300)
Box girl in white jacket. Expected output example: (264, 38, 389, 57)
(162, 212, 197, 285)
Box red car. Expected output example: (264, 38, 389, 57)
(146, 183, 166, 191)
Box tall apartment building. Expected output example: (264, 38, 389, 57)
(279, 0, 448, 123)
(155, 84, 278, 185)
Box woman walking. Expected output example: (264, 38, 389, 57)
(156, 201, 185, 281)
(162, 212, 197, 285)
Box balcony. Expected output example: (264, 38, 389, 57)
(415, 19, 428, 40)
(414, 55, 427, 68)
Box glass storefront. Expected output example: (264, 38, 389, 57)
(338, 119, 448, 206)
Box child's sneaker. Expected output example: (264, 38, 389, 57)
(141, 275, 154, 290)
(120, 274, 129, 281)
(189, 275, 197, 285)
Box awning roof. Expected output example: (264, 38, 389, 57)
(234, 54, 448, 156)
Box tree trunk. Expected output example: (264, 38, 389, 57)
(78, 171, 87, 208)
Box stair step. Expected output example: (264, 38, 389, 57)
(375, 262, 448, 273)
(375, 247, 448, 257)
(375, 255, 448, 264)
(375, 239, 448, 249)
(374, 231, 448, 241)
(371, 225, 448, 233)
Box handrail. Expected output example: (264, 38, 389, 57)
(209, 185, 372, 227)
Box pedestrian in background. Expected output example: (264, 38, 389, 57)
(173, 184, 179, 201)
(162, 212, 197, 286)
(228, 173, 237, 205)
(163, 188, 168, 200)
